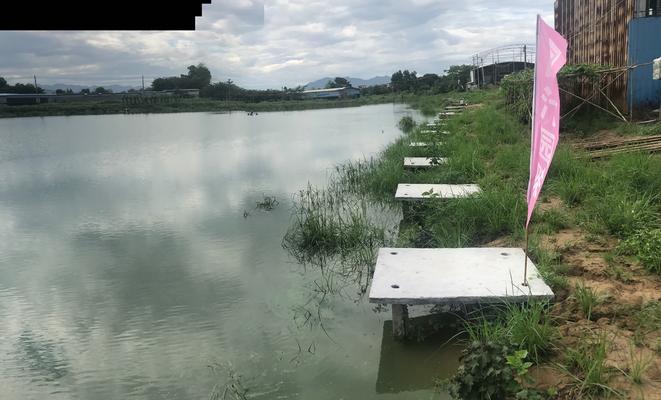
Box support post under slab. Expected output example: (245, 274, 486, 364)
(392, 304, 409, 339)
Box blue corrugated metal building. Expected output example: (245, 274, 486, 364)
(555, 0, 660, 115)
(628, 16, 661, 110)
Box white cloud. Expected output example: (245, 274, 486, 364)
(0, 1, 553, 89)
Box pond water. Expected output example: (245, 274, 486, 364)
(0, 104, 460, 399)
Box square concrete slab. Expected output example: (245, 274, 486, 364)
(420, 130, 450, 134)
(403, 157, 447, 168)
(395, 184, 481, 200)
(369, 247, 554, 305)
(409, 142, 442, 147)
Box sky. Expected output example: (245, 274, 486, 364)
(0, 0, 554, 89)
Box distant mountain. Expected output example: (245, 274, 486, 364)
(305, 76, 390, 89)
(41, 83, 138, 93)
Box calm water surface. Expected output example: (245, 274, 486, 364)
(0, 105, 459, 399)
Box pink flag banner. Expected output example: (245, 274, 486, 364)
(525, 15, 568, 228)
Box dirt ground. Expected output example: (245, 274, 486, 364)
(531, 196, 661, 400)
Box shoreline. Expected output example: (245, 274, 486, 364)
(0, 94, 405, 119)
(283, 88, 661, 399)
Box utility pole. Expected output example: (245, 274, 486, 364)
(141, 75, 145, 92)
(523, 45, 528, 69)
(34, 75, 38, 93)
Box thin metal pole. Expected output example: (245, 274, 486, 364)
(523, 226, 530, 286)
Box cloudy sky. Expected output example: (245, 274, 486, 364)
(0, 0, 553, 89)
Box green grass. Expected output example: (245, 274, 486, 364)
(620, 344, 654, 385)
(527, 238, 569, 291)
(562, 331, 620, 399)
(505, 302, 557, 362)
(632, 301, 661, 343)
(617, 228, 661, 274)
(572, 283, 603, 320)
(280, 88, 660, 399)
(281, 184, 388, 263)
(461, 301, 557, 363)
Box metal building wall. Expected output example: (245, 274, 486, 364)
(554, 0, 636, 111)
(627, 17, 661, 110)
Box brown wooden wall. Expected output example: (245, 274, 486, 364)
(554, 0, 635, 112)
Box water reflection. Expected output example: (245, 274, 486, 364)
(0, 105, 455, 399)
(376, 317, 462, 396)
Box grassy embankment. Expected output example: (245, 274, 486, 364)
(0, 93, 405, 118)
(284, 88, 660, 399)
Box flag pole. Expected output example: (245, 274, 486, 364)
(523, 225, 529, 286)
(523, 15, 540, 287)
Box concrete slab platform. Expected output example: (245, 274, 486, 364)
(420, 130, 450, 134)
(403, 157, 447, 168)
(369, 247, 554, 305)
(395, 184, 481, 200)
(409, 142, 442, 147)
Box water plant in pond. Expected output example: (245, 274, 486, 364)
(209, 363, 249, 400)
(255, 195, 279, 211)
(282, 184, 389, 262)
(398, 115, 416, 133)
(282, 182, 399, 337)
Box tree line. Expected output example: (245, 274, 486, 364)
(0, 77, 44, 94)
(1, 62, 474, 101)
(0, 76, 119, 95)
(389, 65, 472, 93)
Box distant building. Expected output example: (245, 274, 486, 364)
(144, 88, 200, 97)
(469, 44, 535, 88)
(555, 0, 661, 113)
(301, 87, 361, 99)
(0, 93, 56, 105)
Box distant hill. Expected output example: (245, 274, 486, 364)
(41, 83, 138, 93)
(305, 76, 390, 89)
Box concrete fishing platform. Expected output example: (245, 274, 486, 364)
(409, 142, 442, 147)
(369, 247, 555, 338)
(420, 130, 449, 134)
(395, 184, 480, 200)
(403, 157, 447, 168)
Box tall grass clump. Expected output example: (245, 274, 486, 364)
(589, 192, 658, 239)
(619, 344, 654, 385)
(398, 115, 416, 133)
(422, 183, 527, 247)
(446, 302, 556, 399)
(335, 140, 409, 201)
(562, 332, 619, 398)
(282, 184, 387, 263)
(572, 283, 603, 320)
(617, 228, 661, 274)
(506, 302, 557, 362)
(527, 238, 569, 291)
